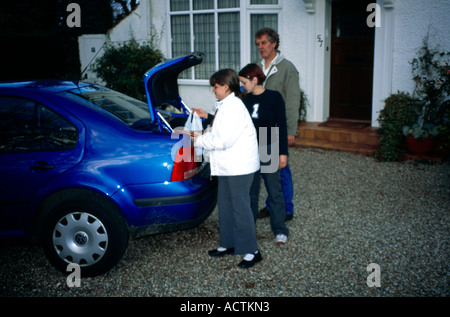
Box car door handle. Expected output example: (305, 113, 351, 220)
(30, 161, 55, 171)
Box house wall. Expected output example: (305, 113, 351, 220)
(78, 34, 107, 83)
(78, 0, 155, 84)
(372, 0, 450, 127)
(299, 0, 332, 123)
(391, 0, 450, 94)
(78, 0, 450, 125)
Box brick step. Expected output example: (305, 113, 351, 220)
(294, 138, 378, 155)
(294, 121, 380, 156)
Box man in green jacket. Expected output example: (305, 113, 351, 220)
(255, 27, 301, 223)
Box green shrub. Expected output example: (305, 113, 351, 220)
(376, 92, 420, 161)
(93, 37, 164, 101)
(299, 89, 308, 121)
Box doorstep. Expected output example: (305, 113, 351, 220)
(294, 121, 380, 156)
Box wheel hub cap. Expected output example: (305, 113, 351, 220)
(52, 212, 108, 267)
(74, 231, 89, 247)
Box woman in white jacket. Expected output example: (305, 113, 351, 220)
(192, 69, 262, 269)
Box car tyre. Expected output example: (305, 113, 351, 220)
(42, 193, 128, 277)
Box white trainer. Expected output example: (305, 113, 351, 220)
(276, 234, 287, 244)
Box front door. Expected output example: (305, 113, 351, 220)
(329, 0, 375, 120)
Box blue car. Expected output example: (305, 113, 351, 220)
(0, 53, 217, 276)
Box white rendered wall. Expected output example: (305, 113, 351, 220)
(372, 0, 450, 127)
(391, 0, 450, 94)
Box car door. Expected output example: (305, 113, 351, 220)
(0, 94, 84, 237)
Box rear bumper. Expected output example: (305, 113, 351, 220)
(130, 192, 217, 239)
(133, 177, 216, 207)
(111, 171, 217, 237)
(130, 177, 217, 238)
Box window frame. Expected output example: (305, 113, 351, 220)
(0, 95, 79, 153)
(167, 0, 281, 85)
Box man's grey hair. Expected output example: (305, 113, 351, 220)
(255, 27, 280, 51)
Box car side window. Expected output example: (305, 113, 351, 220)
(0, 96, 78, 153)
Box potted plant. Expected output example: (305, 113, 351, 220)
(403, 31, 450, 155)
(402, 123, 439, 154)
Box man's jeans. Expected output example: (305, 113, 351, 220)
(265, 162, 294, 215)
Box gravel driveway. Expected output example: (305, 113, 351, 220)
(1, 148, 449, 297)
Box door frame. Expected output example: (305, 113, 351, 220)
(329, 0, 375, 121)
(304, 0, 395, 127)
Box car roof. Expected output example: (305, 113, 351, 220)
(0, 53, 204, 97)
(0, 80, 100, 94)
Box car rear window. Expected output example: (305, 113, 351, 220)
(81, 91, 151, 124)
(62, 88, 159, 130)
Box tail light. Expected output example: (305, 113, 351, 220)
(171, 146, 199, 181)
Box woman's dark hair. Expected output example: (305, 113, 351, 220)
(239, 63, 266, 85)
(255, 27, 280, 51)
(209, 69, 242, 98)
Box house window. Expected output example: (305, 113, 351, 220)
(170, 0, 241, 80)
(250, 0, 278, 4)
(169, 0, 279, 81)
(250, 14, 278, 63)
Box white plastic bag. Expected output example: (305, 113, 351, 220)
(184, 111, 203, 156)
(184, 111, 203, 132)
